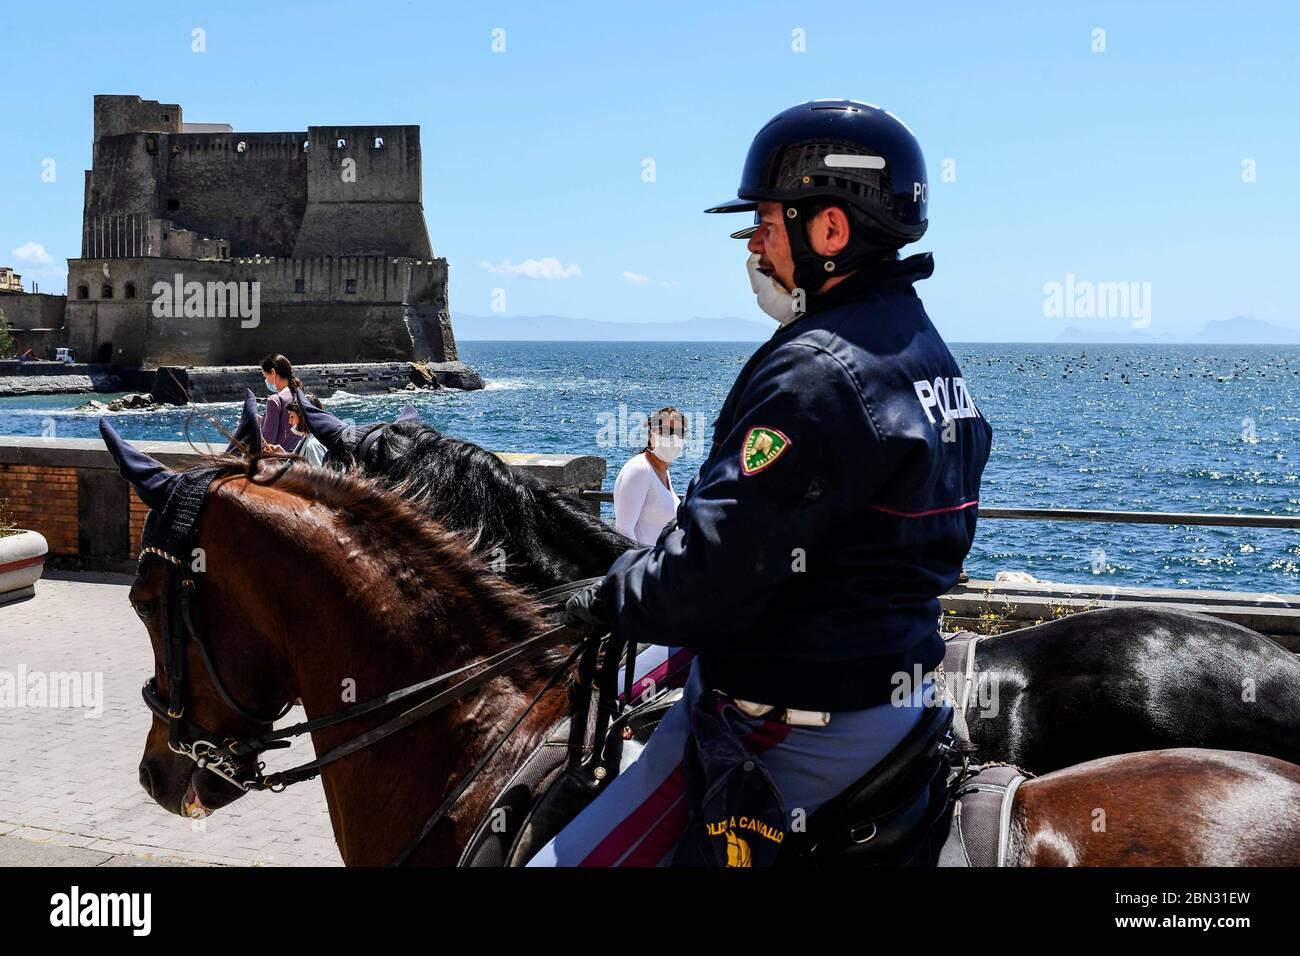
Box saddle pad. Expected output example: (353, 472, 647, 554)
(458, 717, 572, 867)
(937, 764, 1027, 867)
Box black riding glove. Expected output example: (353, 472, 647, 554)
(564, 581, 611, 637)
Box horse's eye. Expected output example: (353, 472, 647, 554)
(133, 600, 159, 622)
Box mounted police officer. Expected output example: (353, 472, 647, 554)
(528, 100, 993, 867)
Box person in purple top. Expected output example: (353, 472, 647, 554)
(259, 353, 303, 453)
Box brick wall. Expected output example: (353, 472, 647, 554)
(129, 492, 149, 554)
(0, 464, 79, 553)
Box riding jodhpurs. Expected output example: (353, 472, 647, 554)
(526, 658, 943, 866)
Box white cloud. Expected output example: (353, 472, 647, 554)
(658, 278, 680, 289)
(480, 257, 582, 280)
(621, 270, 650, 285)
(11, 241, 53, 266)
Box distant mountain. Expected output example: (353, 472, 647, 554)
(453, 313, 770, 342)
(1056, 316, 1300, 345)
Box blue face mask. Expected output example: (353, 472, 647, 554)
(265, 378, 277, 394)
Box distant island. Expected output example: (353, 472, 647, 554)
(454, 313, 771, 342)
(1056, 316, 1300, 345)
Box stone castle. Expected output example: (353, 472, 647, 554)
(2, 94, 459, 371)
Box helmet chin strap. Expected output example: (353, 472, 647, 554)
(782, 202, 885, 295)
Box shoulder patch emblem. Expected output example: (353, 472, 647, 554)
(741, 426, 791, 475)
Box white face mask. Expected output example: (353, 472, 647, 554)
(747, 253, 799, 325)
(650, 435, 684, 463)
(290, 425, 305, 437)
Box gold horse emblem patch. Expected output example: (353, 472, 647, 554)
(725, 829, 752, 867)
(741, 426, 790, 475)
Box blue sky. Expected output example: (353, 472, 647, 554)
(1, 0, 1297, 341)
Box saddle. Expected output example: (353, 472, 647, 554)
(458, 644, 1019, 867)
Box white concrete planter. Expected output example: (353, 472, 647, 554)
(0, 529, 48, 605)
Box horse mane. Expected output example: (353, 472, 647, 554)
(204, 450, 554, 672)
(353, 421, 634, 587)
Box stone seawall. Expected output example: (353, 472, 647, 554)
(0, 362, 145, 397)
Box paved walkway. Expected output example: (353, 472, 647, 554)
(0, 573, 341, 866)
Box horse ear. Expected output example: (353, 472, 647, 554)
(292, 386, 351, 454)
(99, 417, 180, 512)
(224, 388, 263, 455)
(395, 404, 419, 423)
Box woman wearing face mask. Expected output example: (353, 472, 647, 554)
(613, 406, 684, 547)
(283, 400, 327, 465)
(259, 353, 304, 453)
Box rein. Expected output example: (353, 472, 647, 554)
(143, 550, 603, 864)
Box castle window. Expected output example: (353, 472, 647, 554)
(345, 279, 357, 294)
(162, 114, 170, 122)
(77, 285, 89, 300)
(374, 136, 384, 149)
(101, 284, 113, 299)
(295, 278, 305, 293)
(167, 198, 180, 211)
(125, 282, 137, 299)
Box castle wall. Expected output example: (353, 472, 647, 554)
(63, 256, 453, 368)
(1, 293, 69, 359)
(293, 125, 432, 258)
(93, 95, 181, 143)
(84, 132, 309, 257)
(0, 292, 68, 329)
(83, 134, 162, 233)
(158, 133, 309, 256)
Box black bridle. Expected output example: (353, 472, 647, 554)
(140, 546, 604, 864)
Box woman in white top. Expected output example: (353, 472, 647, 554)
(611, 406, 695, 701)
(613, 406, 684, 546)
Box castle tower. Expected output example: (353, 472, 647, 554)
(64, 94, 458, 369)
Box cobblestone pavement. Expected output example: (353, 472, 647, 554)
(0, 573, 342, 866)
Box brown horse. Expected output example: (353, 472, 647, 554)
(103, 425, 1300, 866)
(124, 458, 569, 865)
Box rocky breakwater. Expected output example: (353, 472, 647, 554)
(153, 361, 484, 404)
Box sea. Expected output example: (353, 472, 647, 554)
(3, 341, 1299, 595)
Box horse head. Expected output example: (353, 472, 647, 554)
(101, 414, 562, 862)
(101, 417, 294, 820)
